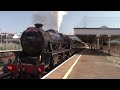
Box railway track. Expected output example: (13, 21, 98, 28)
(0, 72, 11, 79)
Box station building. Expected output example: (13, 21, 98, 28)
(74, 26, 120, 53)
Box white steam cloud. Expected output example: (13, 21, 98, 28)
(33, 11, 68, 32)
(57, 11, 68, 31)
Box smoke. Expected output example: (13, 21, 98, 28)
(33, 11, 57, 30)
(33, 11, 68, 31)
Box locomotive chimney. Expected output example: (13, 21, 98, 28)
(34, 23, 43, 29)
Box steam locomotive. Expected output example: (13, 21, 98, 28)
(2, 23, 85, 79)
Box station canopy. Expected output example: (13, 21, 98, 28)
(74, 26, 120, 43)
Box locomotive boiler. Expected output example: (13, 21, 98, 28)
(20, 24, 71, 66)
(21, 24, 70, 55)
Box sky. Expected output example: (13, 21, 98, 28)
(1, 11, 120, 35)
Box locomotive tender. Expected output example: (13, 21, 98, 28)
(2, 23, 84, 79)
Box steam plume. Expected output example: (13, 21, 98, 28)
(57, 11, 68, 31)
(33, 11, 68, 32)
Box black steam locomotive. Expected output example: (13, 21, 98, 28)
(2, 23, 85, 79)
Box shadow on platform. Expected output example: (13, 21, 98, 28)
(76, 49, 111, 56)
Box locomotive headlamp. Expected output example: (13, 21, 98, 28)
(8, 59, 12, 64)
(37, 68, 42, 73)
(8, 66, 13, 71)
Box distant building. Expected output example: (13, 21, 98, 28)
(13, 34, 19, 38)
(0, 33, 20, 44)
(0, 33, 14, 43)
(100, 26, 109, 28)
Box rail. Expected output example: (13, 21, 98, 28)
(0, 72, 11, 79)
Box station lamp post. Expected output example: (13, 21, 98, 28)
(0, 29, 2, 44)
(5, 33, 8, 50)
(108, 34, 111, 55)
(96, 33, 100, 50)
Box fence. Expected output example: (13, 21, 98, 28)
(0, 43, 21, 50)
(103, 43, 120, 57)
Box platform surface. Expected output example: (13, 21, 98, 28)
(43, 49, 120, 79)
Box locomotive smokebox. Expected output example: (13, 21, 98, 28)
(34, 23, 43, 29)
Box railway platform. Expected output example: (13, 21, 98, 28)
(42, 48, 120, 79)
